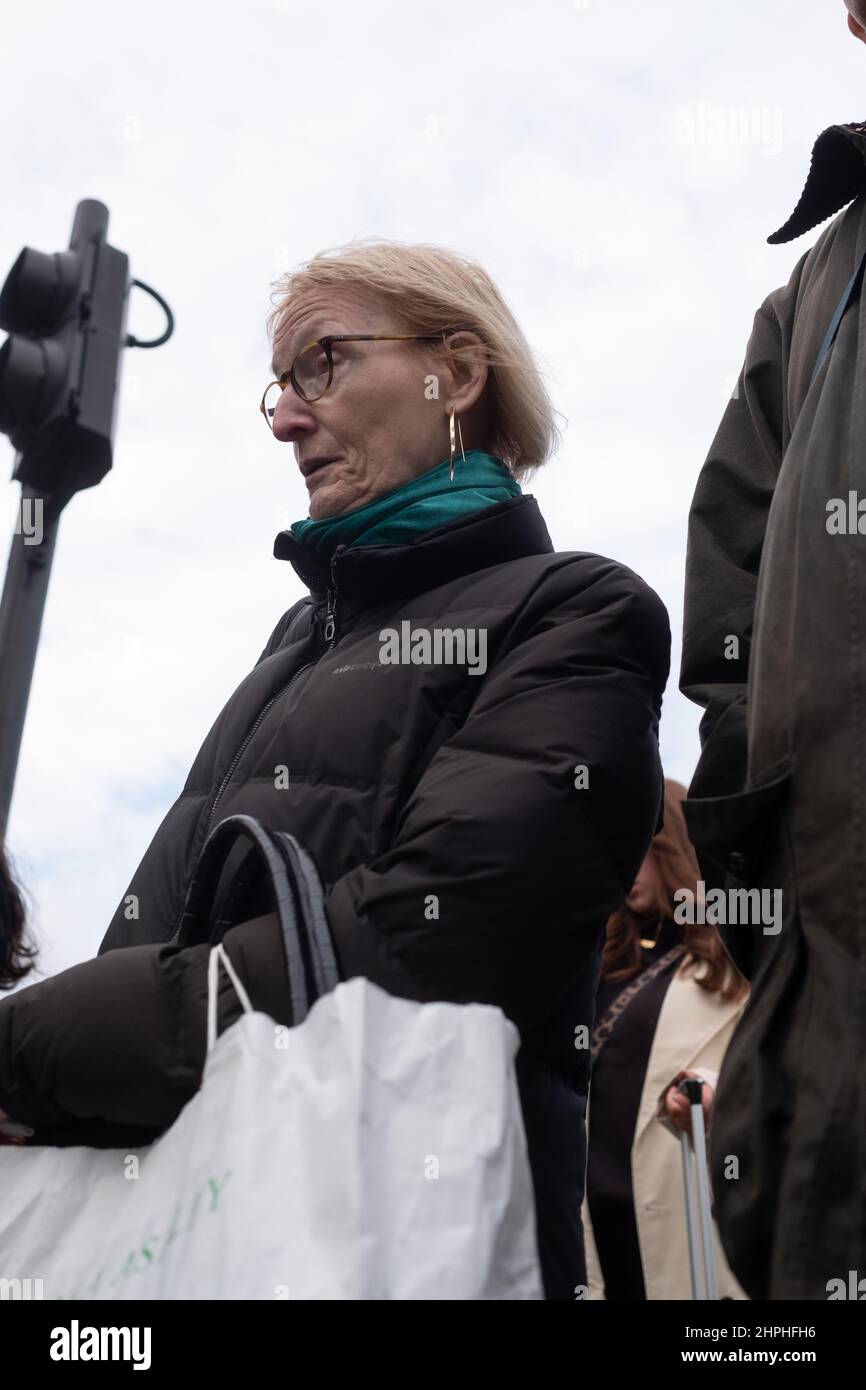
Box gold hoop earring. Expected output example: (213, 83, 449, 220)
(449, 406, 466, 482)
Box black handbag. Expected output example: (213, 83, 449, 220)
(171, 814, 339, 1025)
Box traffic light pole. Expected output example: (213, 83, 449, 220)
(0, 490, 60, 844)
(0, 199, 173, 846)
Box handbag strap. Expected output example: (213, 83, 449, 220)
(810, 243, 866, 387)
(590, 946, 684, 1063)
(271, 831, 339, 1001)
(173, 814, 337, 1024)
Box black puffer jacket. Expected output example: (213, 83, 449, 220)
(0, 494, 670, 1299)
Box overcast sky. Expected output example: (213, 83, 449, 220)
(1, 0, 862, 983)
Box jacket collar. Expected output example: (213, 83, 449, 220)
(768, 121, 866, 243)
(273, 493, 554, 611)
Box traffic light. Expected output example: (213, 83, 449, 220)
(0, 199, 129, 511)
(0, 199, 173, 839)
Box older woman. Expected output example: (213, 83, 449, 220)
(0, 240, 670, 1300)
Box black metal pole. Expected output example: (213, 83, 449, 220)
(0, 199, 172, 847)
(0, 487, 60, 844)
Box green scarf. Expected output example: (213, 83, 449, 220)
(289, 450, 521, 560)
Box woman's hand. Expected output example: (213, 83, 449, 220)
(663, 1069, 715, 1135)
(0, 1107, 32, 1145)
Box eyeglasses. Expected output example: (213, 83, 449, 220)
(259, 331, 459, 430)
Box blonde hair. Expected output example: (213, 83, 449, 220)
(266, 237, 562, 481)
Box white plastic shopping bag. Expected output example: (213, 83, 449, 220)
(0, 945, 543, 1299)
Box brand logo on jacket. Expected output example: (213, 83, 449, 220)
(378, 622, 487, 676)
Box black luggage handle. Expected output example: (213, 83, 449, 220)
(172, 814, 339, 1024)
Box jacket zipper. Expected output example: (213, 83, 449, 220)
(169, 554, 343, 942)
(323, 551, 339, 648)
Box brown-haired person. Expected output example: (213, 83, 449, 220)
(0, 846, 36, 993)
(0, 847, 36, 1146)
(580, 779, 749, 1300)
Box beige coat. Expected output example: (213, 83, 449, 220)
(581, 962, 749, 1300)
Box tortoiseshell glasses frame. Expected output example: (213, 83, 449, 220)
(259, 330, 460, 429)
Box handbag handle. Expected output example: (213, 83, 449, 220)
(271, 831, 339, 1002)
(173, 814, 337, 1024)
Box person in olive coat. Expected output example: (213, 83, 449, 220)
(681, 4, 866, 1302)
